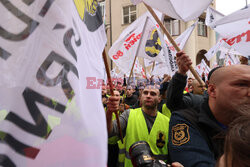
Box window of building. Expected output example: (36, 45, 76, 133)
(197, 18, 207, 37)
(123, 5, 136, 24)
(99, 1, 105, 18)
(164, 18, 180, 36)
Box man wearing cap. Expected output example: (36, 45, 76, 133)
(167, 51, 250, 166)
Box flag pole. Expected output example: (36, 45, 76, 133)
(102, 49, 124, 143)
(127, 56, 137, 85)
(127, 15, 150, 85)
(143, 2, 205, 86)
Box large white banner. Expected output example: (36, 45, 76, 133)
(132, 0, 212, 22)
(0, 1, 107, 167)
(213, 5, 250, 57)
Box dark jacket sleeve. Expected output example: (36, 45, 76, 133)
(166, 72, 205, 112)
(168, 113, 215, 167)
(166, 72, 188, 111)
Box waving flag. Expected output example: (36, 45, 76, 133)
(195, 59, 211, 80)
(213, 5, 250, 58)
(144, 59, 154, 67)
(108, 10, 165, 74)
(0, 1, 107, 166)
(225, 54, 240, 66)
(151, 61, 171, 76)
(131, 0, 213, 22)
(134, 60, 146, 78)
(137, 18, 166, 62)
(205, 39, 225, 60)
(205, 6, 224, 27)
(163, 21, 198, 76)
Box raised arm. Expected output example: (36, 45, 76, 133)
(166, 51, 192, 111)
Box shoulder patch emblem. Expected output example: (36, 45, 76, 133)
(156, 131, 166, 148)
(172, 124, 190, 146)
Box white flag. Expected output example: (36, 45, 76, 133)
(108, 10, 164, 74)
(0, 1, 107, 167)
(205, 6, 224, 27)
(205, 39, 225, 60)
(219, 46, 242, 56)
(134, 60, 146, 78)
(144, 59, 154, 67)
(225, 54, 240, 66)
(151, 61, 171, 76)
(213, 5, 250, 57)
(139, 0, 212, 22)
(164, 21, 198, 76)
(137, 17, 167, 62)
(195, 59, 210, 80)
(176, 20, 198, 49)
(219, 51, 227, 59)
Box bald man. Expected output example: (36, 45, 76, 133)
(106, 85, 170, 167)
(191, 79, 206, 95)
(167, 51, 250, 167)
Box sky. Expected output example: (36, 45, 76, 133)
(216, 0, 250, 15)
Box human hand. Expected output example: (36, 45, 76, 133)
(168, 162, 184, 167)
(107, 96, 120, 115)
(176, 51, 192, 76)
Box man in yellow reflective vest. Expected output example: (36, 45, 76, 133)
(106, 85, 170, 167)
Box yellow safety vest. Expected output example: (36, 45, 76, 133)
(162, 104, 171, 119)
(124, 108, 169, 167)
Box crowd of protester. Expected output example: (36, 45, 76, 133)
(103, 51, 250, 167)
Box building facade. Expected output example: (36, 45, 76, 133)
(102, 0, 217, 74)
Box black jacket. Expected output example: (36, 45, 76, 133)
(169, 98, 225, 166)
(166, 72, 207, 112)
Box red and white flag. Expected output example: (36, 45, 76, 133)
(195, 59, 211, 81)
(213, 5, 250, 58)
(134, 60, 146, 78)
(108, 10, 165, 74)
(225, 54, 240, 66)
(0, 1, 107, 166)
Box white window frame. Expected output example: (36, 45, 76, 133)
(164, 18, 180, 36)
(197, 18, 207, 37)
(122, 5, 136, 24)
